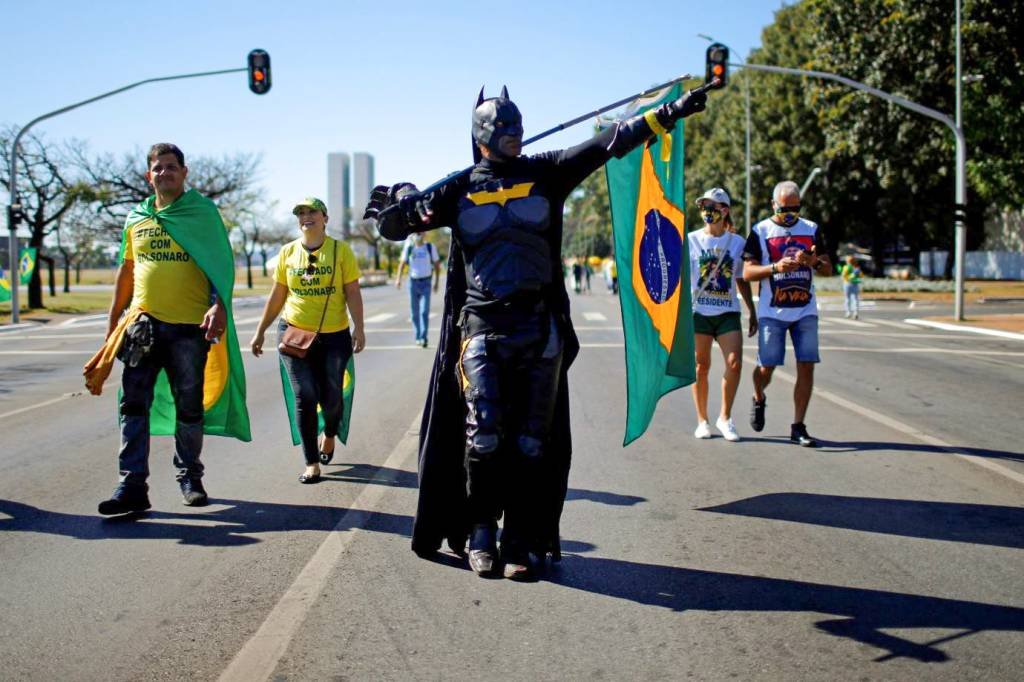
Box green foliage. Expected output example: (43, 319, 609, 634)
(563, 166, 613, 258)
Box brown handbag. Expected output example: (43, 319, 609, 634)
(278, 241, 338, 359)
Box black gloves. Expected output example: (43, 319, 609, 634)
(363, 183, 430, 241)
(661, 88, 708, 123)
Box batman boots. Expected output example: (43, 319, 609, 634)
(468, 523, 499, 577)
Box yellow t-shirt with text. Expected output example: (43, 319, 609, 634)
(124, 216, 210, 324)
(275, 237, 361, 333)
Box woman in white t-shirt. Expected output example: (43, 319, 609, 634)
(687, 188, 758, 442)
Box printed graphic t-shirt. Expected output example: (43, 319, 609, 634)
(687, 229, 746, 316)
(743, 217, 827, 322)
(123, 216, 211, 324)
(400, 240, 440, 279)
(275, 237, 361, 332)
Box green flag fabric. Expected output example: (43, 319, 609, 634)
(121, 189, 251, 441)
(18, 247, 37, 285)
(605, 84, 696, 445)
(0, 263, 10, 302)
(278, 355, 355, 446)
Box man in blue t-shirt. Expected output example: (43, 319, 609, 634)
(742, 180, 833, 447)
(396, 233, 441, 347)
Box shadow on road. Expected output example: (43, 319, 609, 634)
(565, 489, 646, 506)
(822, 440, 1024, 463)
(546, 555, 1024, 663)
(698, 493, 1024, 549)
(0, 497, 412, 547)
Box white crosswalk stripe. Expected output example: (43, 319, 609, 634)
(583, 312, 607, 321)
(363, 313, 396, 324)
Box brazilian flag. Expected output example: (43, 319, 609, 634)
(606, 83, 695, 445)
(121, 190, 252, 441)
(278, 356, 355, 446)
(19, 247, 37, 285)
(0, 264, 10, 302)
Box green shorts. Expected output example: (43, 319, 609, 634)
(693, 311, 741, 338)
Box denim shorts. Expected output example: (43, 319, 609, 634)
(756, 315, 820, 367)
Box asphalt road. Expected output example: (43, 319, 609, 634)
(0, 283, 1021, 681)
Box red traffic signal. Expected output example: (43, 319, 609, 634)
(248, 49, 271, 95)
(705, 43, 729, 89)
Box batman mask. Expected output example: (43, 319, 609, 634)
(472, 86, 524, 161)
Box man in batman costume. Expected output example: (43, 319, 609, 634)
(365, 84, 707, 579)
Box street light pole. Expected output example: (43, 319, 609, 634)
(729, 59, 967, 321)
(698, 34, 752, 233)
(5, 66, 247, 324)
(953, 0, 967, 320)
(800, 167, 823, 196)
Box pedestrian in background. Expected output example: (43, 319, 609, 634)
(840, 254, 863, 319)
(742, 180, 832, 447)
(687, 188, 757, 442)
(250, 197, 365, 483)
(396, 232, 441, 347)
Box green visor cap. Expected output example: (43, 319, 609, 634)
(292, 197, 328, 215)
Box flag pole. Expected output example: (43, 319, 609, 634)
(400, 74, 708, 201)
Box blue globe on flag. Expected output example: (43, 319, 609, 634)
(637, 208, 682, 305)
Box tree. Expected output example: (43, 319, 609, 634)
(563, 155, 613, 259)
(0, 128, 83, 308)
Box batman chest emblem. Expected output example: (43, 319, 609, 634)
(456, 181, 551, 245)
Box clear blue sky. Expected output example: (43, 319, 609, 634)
(3, 0, 785, 225)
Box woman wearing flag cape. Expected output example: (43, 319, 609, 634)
(364, 81, 710, 580)
(250, 197, 365, 484)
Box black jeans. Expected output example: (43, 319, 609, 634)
(279, 320, 353, 465)
(118, 318, 210, 489)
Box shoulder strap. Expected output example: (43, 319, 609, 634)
(314, 239, 339, 334)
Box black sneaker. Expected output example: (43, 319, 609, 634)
(180, 478, 209, 506)
(750, 397, 766, 432)
(790, 423, 818, 448)
(98, 485, 151, 515)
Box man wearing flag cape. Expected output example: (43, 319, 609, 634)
(365, 82, 708, 579)
(84, 143, 250, 515)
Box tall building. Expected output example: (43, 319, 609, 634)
(350, 153, 376, 263)
(326, 152, 350, 237)
(351, 152, 375, 219)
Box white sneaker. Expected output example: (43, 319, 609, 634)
(715, 417, 741, 442)
(694, 421, 712, 439)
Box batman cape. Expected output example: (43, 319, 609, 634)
(410, 231, 579, 560)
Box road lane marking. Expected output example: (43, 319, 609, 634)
(0, 392, 84, 420)
(218, 412, 422, 682)
(743, 353, 1024, 487)
(868, 319, 917, 329)
(363, 313, 396, 324)
(827, 317, 875, 328)
(905, 318, 1024, 341)
(583, 312, 608, 321)
(58, 314, 108, 327)
(0, 350, 94, 355)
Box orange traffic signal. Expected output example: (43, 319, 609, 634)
(705, 43, 729, 89)
(248, 49, 271, 95)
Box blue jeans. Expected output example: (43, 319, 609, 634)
(409, 277, 432, 342)
(757, 315, 820, 367)
(118, 318, 210, 490)
(843, 282, 860, 316)
(279, 321, 353, 464)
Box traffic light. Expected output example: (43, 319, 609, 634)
(248, 49, 272, 95)
(705, 43, 729, 88)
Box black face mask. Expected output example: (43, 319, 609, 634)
(472, 92, 523, 161)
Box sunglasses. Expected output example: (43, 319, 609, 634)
(774, 205, 801, 214)
(305, 252, 318, 277)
